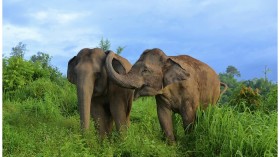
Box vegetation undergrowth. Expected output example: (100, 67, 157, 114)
(3, 92, 277, 156)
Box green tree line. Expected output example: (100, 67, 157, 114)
(219, 65, 277, 112)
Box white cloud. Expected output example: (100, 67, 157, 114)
(3, 23, 42, 41)
(29, 9, 90, 25)
(3, 23, 43, 55)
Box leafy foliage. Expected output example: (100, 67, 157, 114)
(10, 42, 26, 58)
(116, 46, 125, 55)
(98, 38, 124, 54)
(262, 85, 277, 113)
(219, 65, 277, 112)
(99, 37, 111, 52)
(242, 78, 276, 97)
(30, 51, 52, 68)
(229, 86, 262, 112)
(219, 72, 240, 103)
(226, 65, 241, 77)
(3, 56, 35, 92)
(3, 43, 62, 93)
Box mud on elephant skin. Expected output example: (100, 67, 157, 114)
(106, 48, 227, 143)
(67, 48, 134, 138)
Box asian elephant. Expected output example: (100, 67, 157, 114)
(67, 48, 134, 138)
(105, 48, 227, 143)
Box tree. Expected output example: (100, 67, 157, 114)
(11, 42, 26, 58)
(99, 37, 111, 52)
(242, 78, 275, 97)
(219, 65, 242, 104)
(98, 38, 124, 54)
(116, 46, 125, 55)
(30, 52, 62, 82)
(219, 72, 241, 104)
(30, 52, 52, 68)
(226, 65, 240, 78)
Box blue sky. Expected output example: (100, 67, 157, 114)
(3, 0, 278, 82)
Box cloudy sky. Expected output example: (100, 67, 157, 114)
(3, 0, 277, 81)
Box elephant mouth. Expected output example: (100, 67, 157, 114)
(133, 85, 163, 100)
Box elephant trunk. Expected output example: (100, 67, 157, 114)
(76, 76, 94, 130)
(105, 51, 143, 89)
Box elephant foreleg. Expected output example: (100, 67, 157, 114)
(91, 102, 113, 138)
(156, 104, 175, 144)
(156, 95, 176, 144)
(110, 100, 129, 132)
(181, 101, 196, 133)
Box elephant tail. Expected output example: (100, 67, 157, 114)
(220, 82, 228, 96)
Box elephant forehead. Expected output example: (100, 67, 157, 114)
(75, 61, 102, 72)
(132, 62, 159, 73)
(141, 55, 162, 64)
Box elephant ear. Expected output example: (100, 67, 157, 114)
(110, 53, 132, 75)
(163, 57, 191, 87)
(67, 56, 77, 84)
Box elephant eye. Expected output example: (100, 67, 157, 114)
(142, 68, 150, 74)
(143, 69, 148, 72)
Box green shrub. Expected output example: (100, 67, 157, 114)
(3, 53, 63, 95)
(4, 78, 78, 117)
(229, 86, 262, 112)
(262, 85, 277, 113)
(3, 56, 34, 92)
(7, 78, 59, 101)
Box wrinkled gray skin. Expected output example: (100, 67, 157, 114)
(106, 48, 227, 143)
(67, 48, 134, 138)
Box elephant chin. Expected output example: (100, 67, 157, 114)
(133, 85, 163, 100)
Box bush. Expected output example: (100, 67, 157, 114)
(3, 57, 34, 92)
(262, 85, 277, 113)
(229, 86, 262, 112)
(3, 54, 63, 94)
(5, 78, 78, 117)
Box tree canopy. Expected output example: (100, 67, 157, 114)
(10, 42, 26, 58)
(98, 38, 125, 55)
(226, 65, 241, 78)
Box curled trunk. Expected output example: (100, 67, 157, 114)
(105, 51, 143, 89)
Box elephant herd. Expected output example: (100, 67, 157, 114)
(67, 48, 227, 144)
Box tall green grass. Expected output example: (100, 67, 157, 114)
(3, 79, 277, 156)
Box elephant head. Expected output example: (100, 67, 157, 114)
(68, 48, 108, 130)
(106, 48, 191, 99)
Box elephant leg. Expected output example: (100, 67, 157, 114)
(125, 93, 133, 128)
(110, 100, 128, 132)
(91, 101, 113, 138)
(156, 104, 175, 144)
(156, 96, 175, 144)
(181, 101, 196, 133)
